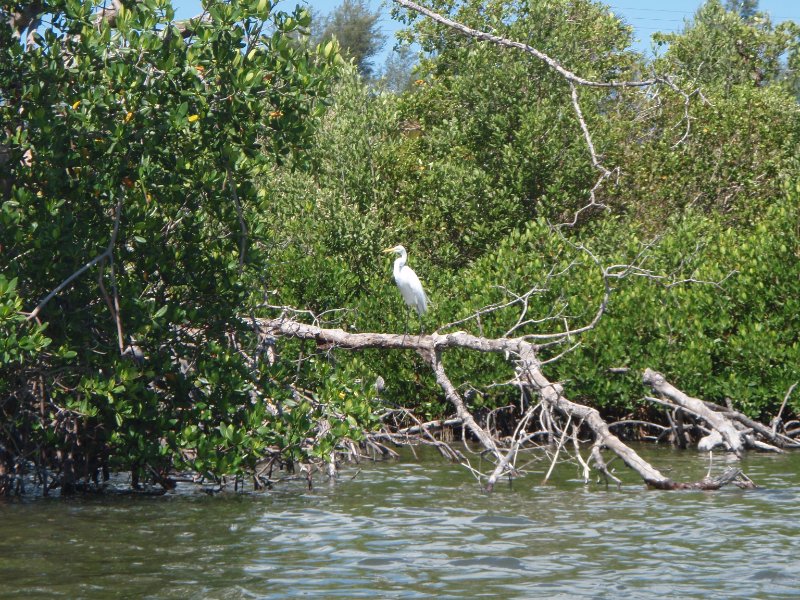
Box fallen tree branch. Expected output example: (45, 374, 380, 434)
(389, 416, 464, 436)
(485, 403, 543, 488)
(641, 368, 786, 455)
(257, 316, 743, 490)
(420, 348, 503, 463)
(378, 408, 463, 461)
(643, 369, 744, 456)
(700, 396, 800, 450)
(590, 443, 622, 487)
(519, 347, 675, 488)
(713, 405, 798, 449)
(543, 413, 572, 484)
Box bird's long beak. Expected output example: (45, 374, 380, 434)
(382, 247, 395, 253)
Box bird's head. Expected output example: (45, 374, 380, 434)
(382, 245, 405, 256)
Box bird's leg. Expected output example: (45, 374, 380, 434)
(402, 306, 410, 344)
(417, 312, 424, 338)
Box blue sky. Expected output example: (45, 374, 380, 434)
(172, 0, 799, 62)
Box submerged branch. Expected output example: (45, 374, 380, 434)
(643, 369, 791, 454)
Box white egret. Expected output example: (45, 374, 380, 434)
(383, 245, 427, 333)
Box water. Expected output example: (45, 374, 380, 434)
(2, 445, 800, 599)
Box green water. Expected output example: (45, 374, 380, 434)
(2, 445, 799, 599)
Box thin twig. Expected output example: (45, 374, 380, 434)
(772, 382, 797, 435)
(227, 169, 248, 274)
(572, 422, 591, 483)
(543, 413, 572, 484)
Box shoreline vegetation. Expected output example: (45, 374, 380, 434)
(1, 0, 798, 496)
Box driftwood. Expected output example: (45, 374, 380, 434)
(702, 395, 800, 450)
(643, 369, 746, 456)
(257, 317, 755, 490)
(643, 369, 792, 455)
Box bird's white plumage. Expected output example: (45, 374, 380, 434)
(384, 245, 427, 316)
(697, 431, 723, 452)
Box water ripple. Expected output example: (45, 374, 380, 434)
(2, 445, 800, 598)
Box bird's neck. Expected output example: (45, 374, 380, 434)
(393, 254, 407, 276)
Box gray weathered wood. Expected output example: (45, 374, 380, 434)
(643, 369, 745, 457)
(258, 318, 684, 489)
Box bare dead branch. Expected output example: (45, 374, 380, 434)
(518, 234, 612, 342)
(700, 396, 800, 450)
(392, 0, 680, 228)
(391, 416, 465, 436)
(772, 382, 798, 435)
(572, 423, 592, 483)
(256, 316, 733, 490)
(517, 346, 675, 488)
(645, 372, 798, 451)
(485, 403, 543, 488)
(542, 413, 571, 484)
(392, 0, 659, 89)
(557, 82, 618, 227)
(97, 259, 125, 355)
(590, 443, 622, 487)
(421, 348, 504, 463)
(643, 369, 746, 456)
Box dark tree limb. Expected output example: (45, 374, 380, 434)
(27, 196, 123, 322)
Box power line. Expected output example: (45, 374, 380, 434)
(619, 17, 687, 22)
(369, 4, 798, 37)
(610, 5, 797, 21)
(610, 5, 701, 13)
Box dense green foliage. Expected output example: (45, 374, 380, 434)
(266, 0, 799, 420)
(2, 0, 799, 492)
(452, 193, 800, 418)
(0, 0, 364, 491)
